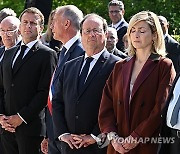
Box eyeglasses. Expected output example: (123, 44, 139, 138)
(0, 29, 18, 36)
(109, 10, 121, 14)
(82, 28, 103, 35)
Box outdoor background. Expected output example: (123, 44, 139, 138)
(0, 0, 180, 42)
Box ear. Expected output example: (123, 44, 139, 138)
(64, 19, 71, 30)
(152, 32, 157, 42)
(39, 25, 44, 34)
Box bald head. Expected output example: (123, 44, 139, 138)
(0, 16, 20, 48)
(158, 15, 169, 35)
(1, 16, 20, 29)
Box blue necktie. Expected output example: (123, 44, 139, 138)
(78, 57, 93, 92)
(170, 95, 180, 126)
(57, 46, 66, 67)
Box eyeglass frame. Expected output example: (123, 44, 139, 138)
(82, 28, 104, 35)
(109, 10, 122, 14)
(0, 28, 18, 37)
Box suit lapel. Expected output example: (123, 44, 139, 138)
(131, 54, 160, 100)
(78, 50, 110, 97)
(122, 56, 135, 129)
(53, 39, 80, 83)
(13, 42, 38, 75)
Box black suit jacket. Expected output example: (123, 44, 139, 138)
(110, 19, 128, 52)
(52, 50, 120, 154)
(165, 34, 180, 73)
(46, 38, 84, 140)
(111, 48, 128, 59)
(0, 41, 57, 136)
(0, 46, 5, 62)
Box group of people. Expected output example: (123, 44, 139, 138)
(0, 0, 179, 154)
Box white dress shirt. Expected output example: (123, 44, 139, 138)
(167, 76, 180, 130)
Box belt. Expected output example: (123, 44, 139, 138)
(171, 128, 180, 138)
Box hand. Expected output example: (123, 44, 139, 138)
(7, 114, 23, 129)
(121, 135, 139, 151)
(111, 137, 129, 154)
(72, 134, 96, 148)
(41, 138, 48, 154)
(0, 115, 15, 133)
(61, 134, 80, 149)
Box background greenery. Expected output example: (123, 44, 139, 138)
(0, 0, 180, 42)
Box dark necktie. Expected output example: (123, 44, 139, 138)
(170, 95, 180, 126)
(13, 45, 27, 71)
(78, 57, 93, 92)
(57, 46, 66, 67)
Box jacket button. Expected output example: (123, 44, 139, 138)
(75, 116, 78, 119)
(11, 83, 14, 87)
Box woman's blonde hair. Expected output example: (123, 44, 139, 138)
(127, 11, 166, 57)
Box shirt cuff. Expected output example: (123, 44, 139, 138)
(17, 113, 27, 124)
(58, 133, 70, 141)
(90, 134, 101, 142)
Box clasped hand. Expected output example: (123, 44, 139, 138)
(61, 134, 96, 149)
(111, 135, 139, 154)
(0, 114, 23, 133)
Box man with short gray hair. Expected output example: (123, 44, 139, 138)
(43, 5, 84, 154)
(108, 0, 128, 52)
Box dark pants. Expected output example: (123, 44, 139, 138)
(48, 139, 61, 154)
(169, 129, 180, 154)
(1, 130, 43, 154)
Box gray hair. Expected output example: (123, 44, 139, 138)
(56, 5, 83, 31)
(0, 8, 16, 22)
(1, 16, 20, 29)
(108, 0, 124, 10)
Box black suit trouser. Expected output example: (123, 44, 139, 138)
(1, 130, 43, 154)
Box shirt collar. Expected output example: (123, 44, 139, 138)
(112, 18, 123, 29)
(21, 39, 38, 49)
(64, 33, 80, 51)
(84, 48, 105, 60)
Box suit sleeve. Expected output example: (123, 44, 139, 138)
(98, 64, 119, 134)
(18, 50, 57, 122)
(0, 62, 5, 114)
(52, 65, 69, 139)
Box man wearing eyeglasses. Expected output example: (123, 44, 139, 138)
(108, 0, 128, 52)
(52, 13, 120, 154)
(0, 16, 21, 62)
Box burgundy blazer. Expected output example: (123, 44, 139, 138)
(98, 54, 176, 154)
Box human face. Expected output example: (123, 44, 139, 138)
(130, 21, 155, 53)
(106, 31, 118, 51)
(81, 17, 106, 56)
(51, 12, 65, 43)
(19, 12, 43, 44)
(0, 21, 19, 49)
(109, 6, 124, 24)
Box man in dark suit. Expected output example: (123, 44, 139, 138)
(108, 0, 128, 52)
(41, 5, 84, 154)
(0, 7, 57, 154)
(52, 13, 120, 154)
(158, 15, 180, 73)
(106, 27, 128, 59)
(160, 57, 180, 154)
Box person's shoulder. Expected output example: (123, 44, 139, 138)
(159, 56, 174, 68)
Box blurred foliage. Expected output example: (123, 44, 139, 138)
(0, 0, 180, 39)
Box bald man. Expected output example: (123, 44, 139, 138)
(0, 16, 21, 61)
(158, 16, 180, 73)
(106, 27, 127, 59)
